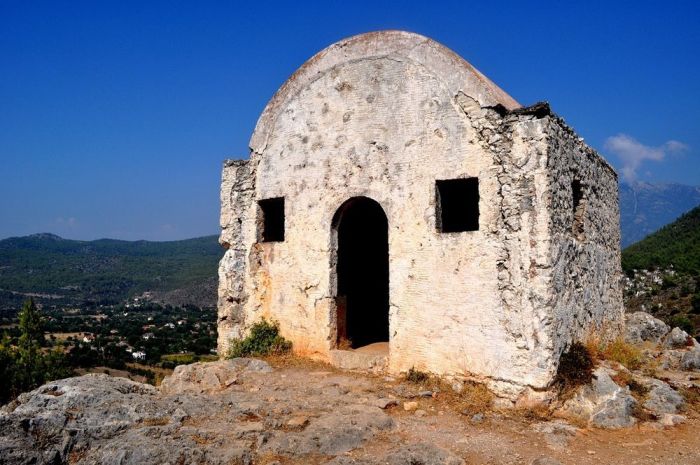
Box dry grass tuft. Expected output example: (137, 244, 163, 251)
(512, 404, 552, 422)
(678, 386, 700, 413)
(405, 367, 430, 384)
(260, 352, 337, 371)
(630, 401, 656, 421)
(140, 417, 170, 427)
(600, 339, 644, 370)
(459, 382, 494, 416)
(191, 434, 213, 445)
(610, 369, 632, 387)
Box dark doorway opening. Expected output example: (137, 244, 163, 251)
(334, 197, 389, 349)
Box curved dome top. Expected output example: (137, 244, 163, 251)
(250, 30, 521, 153)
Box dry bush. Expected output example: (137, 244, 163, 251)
(679, 386, 700, 413)
(406, 367, 430, 384)
(610, 370, 649, 402)
(627, 378, 649, 398)
(513, 404, 552, 422)
(610, 369, 632, 387)
(141, 417, 170, 426)
(459, 381, 494, 416)
(600, 339, 644, 370)
(630, 401, 656, 422)
(555, 342, 596, 392)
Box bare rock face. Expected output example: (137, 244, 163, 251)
(0, 374, 201, 465)
(624, 312, 670, 344)
(664, 327, 693, 349)
(643, 379, 685, 415)
(560, 367, 637, 429)
(159, 358, 272, 395)
(681, 348, 700, 370)
(0, 361, 399, 465)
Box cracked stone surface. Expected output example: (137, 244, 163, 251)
(624, 312, 670, 344)
(2, 359, 700, 465)
(560, 367, 637, 429)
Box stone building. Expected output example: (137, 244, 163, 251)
(218, 31, 623, 398)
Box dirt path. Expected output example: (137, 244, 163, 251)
(252, 362, 700, 465)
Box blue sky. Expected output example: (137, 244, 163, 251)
(1, 1, 698, 241)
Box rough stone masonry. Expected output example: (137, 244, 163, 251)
(217, 30, 623, 400)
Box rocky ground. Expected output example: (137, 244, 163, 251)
(2, 312, 700, 465)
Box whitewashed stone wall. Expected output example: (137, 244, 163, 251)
(544, 116, 625, 355)
(217, 31, 623, 398)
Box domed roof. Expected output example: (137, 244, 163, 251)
(250, 30, 521, 153)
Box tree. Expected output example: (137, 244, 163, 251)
(15, 299, 45, 389)
(0, 335, 14, 403)
(0, 299, 73, 404)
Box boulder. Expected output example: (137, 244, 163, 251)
(664, 327, 693, 349)
(681, 347, 700, 370)
(624, 312, 669, 344)
(659, 349, 685, 370)
(659, 413, 686, 426)
(643, 379, 685, 415)
(160, 358, 272, 395)
(532, 420, 578, 449)
(0, 374, 219, 465)
(560, 367, 637, 428)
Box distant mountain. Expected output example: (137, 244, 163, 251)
(622, 205, 700, 275)
(619, 182, 700, 247)
(0, 234, 222, 310)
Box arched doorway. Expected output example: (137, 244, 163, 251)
(332, 197, 389, 349)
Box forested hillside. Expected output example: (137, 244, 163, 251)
(622, 206, 700, 275)
(0, 234, 221, 310)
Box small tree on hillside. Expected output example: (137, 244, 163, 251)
(18, 298, 45, 348)
(0, 299, 73, 404)
(15, 299, 46, 389)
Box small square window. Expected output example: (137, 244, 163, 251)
(258, 197, 285, 242)
(436, 178, 479, 232)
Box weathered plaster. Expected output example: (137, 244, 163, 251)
(217, 31, 623, 399)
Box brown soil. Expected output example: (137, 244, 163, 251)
(260, 355, 700, 465)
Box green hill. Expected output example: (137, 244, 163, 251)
(622, 205, 700, 275)
(0, 233, 222, 310)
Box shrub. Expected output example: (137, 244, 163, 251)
(555, 342, 595, 390)
(662, 274, 678, 290)
(610, 370, 648, 399)
(405, 367, 429, 383)
(460, 382, 494, 415)
(601, 338, 644, 370)
(678, 386, 700, 413)
(670, 315, 695, 335)
(0, 300, 74, 404)
(226, 319, 292, 358)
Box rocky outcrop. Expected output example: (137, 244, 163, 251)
(560, 367, 637, 428)
(624, 312, 670, 344)
(1, 355, 698, 464)
(0, 361, 399, 465)
(643, 379, 685, 414)
(664, 327, 694, 349)
(160, 358, 272, 394)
